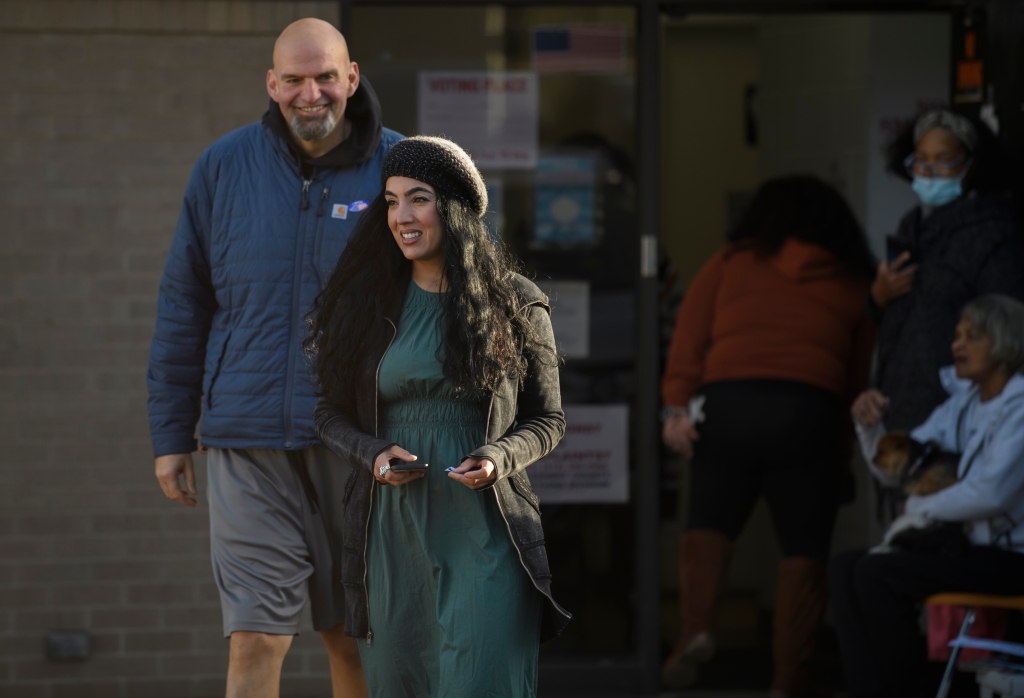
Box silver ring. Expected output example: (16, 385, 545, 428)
(379, 464, 391, 478)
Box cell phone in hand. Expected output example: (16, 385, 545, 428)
(389, 458, 428, 472)
(885, 235, 912, 266)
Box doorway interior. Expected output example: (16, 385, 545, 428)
(345, 2, 959, 694)
(658, 9, 951, 692)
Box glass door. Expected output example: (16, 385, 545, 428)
(348, 4, 655, 690)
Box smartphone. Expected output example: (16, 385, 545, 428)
(389, 458, 429, 472)
(885, 235, 912, 266)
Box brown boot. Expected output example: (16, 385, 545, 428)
(771, 557, 830, 697)
(661, 529, 734, 688)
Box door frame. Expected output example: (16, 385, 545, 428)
(338, 1, 966, 694)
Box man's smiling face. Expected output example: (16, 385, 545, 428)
(266, 20, 359, 145)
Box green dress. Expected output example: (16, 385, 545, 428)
(358, 281, 542, 697)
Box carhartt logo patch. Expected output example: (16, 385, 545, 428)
(331, 204, 349, 219)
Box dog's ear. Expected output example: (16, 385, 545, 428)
(886, 431, 911, 449)
(874, 431, 911, 473)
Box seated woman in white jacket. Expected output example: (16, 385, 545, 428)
(830, 293, 1024, 698)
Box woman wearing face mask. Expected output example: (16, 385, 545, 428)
(857, 109, 1024, 434)
(305, 136, 569, 697)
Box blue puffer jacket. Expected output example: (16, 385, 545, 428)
(147, 81, 402, 457)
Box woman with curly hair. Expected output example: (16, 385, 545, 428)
(305, 136, 570, 697)
(661, 176, 876, 695)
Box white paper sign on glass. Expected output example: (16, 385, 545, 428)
(527, 404, 629, 504)
(537, 280, 589, 359)
(417, 71, 539, 170)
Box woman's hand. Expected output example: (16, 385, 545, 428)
(871, 253, 917, 307)
(851, 389, 890, 427)
(448, 457, 497, 490)
(373, 445, 426, 486)
(663, 412, 700, 459)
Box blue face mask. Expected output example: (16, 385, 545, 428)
(912, 175, 963, 207)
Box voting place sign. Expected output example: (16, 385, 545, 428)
(418, 71, 538, 170)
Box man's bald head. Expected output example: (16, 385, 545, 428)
(266, 18, 359, 157)
(273, 18, 350, 70)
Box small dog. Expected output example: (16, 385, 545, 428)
(871, 432, 969, 555)
(873, 432, 959, 496)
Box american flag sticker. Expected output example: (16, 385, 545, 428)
(331, 204, 348, 220)
(531, 23, 627, 75)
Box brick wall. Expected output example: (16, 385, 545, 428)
(0, 2, 341, 696)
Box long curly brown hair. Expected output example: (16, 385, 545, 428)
(304, 190, 548, 401)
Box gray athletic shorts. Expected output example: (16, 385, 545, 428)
(207, 447, 352, 637)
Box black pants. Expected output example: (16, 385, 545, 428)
(829, 547, 1024, 698)
(687, 380, 845, 561)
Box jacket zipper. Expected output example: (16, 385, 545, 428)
(485, 384, 569, 621)
(488, 298, 569, 621)
(312, 187, 332, 285)
(363, 316, 398, 645)
(493, 489, 568, 620)
(282, 177, 315, 447)
(316, 187, 329, 217)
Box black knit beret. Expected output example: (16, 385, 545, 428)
(381, 136, 488, 218)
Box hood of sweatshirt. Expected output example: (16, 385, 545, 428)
(261, 75, 384, 170)
(939, 364, 973, 396)
(769, 238, 846, 283)
(938, 363, 1024, 403)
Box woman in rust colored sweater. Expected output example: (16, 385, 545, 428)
(661, 176, 875, 696)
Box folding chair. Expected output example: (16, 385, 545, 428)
(925, 593, 1024, 698)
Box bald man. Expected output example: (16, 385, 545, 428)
(147, 19, 401, 698)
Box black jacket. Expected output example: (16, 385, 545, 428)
(872, 193, 1024, 430)
(314, 274, 572, 643)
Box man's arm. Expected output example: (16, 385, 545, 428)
(147, 159, 217, 504)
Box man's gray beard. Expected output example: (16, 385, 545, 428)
(290, 109, 337, 142)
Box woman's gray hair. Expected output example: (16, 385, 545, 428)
(915, 109, 979, 152)
(962, 294, 1024, 375)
